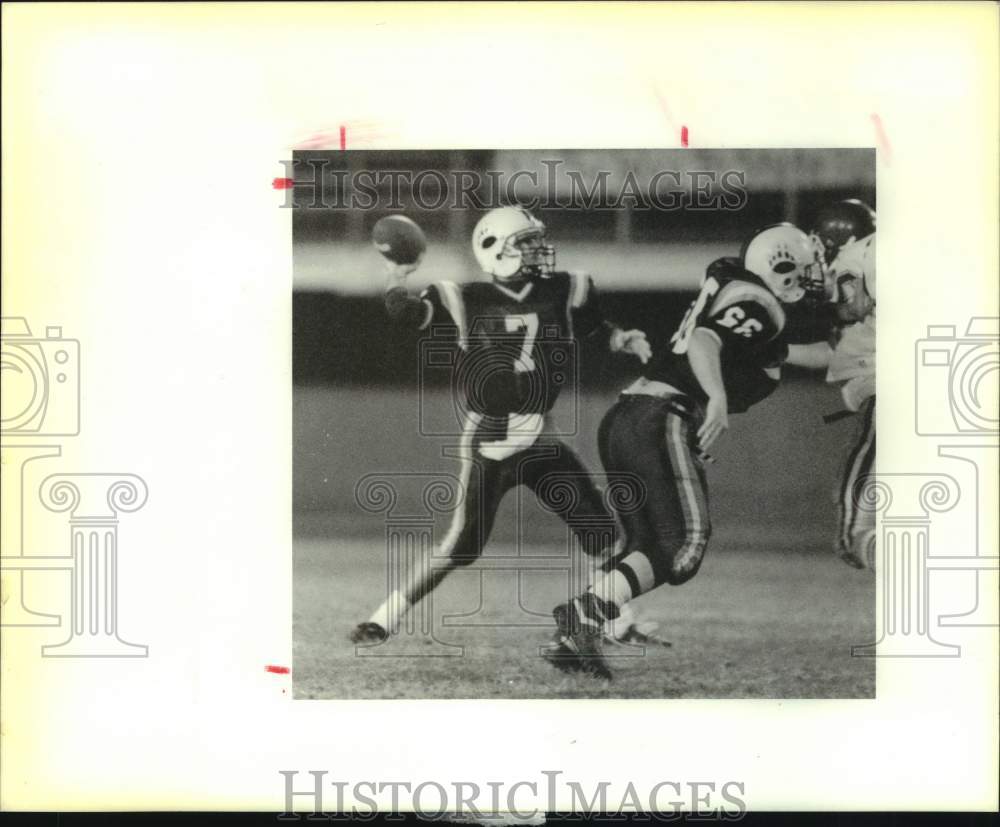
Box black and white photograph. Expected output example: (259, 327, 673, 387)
(5, 2, 997, 816)
(292, 149, 878, 699)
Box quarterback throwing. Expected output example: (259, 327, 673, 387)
(350, 207, 651, 645)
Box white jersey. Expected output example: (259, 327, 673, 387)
(827, 314, 875, 410)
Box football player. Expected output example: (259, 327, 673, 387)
(826, 234, 876, 567)
(543, 223, 819, 679)
(783, 200, 877, 568)
(349, 206, 652, 644)
(809, 199, 877, 285)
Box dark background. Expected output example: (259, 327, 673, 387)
(292, 149, 875, 546)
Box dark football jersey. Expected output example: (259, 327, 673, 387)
(783, 299, 840, 345)
(644, 258, 789, 413)
(419, 271, 602, 419)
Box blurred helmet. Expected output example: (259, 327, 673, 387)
(741, 223, 818, 304)
(472, 206, 555, 281)
(810, 199, 877, 270)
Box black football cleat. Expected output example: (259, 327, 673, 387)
(349, 621, 388, 645)
(548, 599, 613, 681)
(541, 633, 585, 675)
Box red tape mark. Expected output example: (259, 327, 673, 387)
(680, 125, 689, 147)
(265, 664, 290, 674)
(339, 124, 346, 151)
(870, 114, 891, 164)
(272, 177, 294, 190)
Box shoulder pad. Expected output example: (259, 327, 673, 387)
(705, 257, 745, 285)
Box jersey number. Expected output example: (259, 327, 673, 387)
(505, 313, 539, 372)
(717, 305, 763, 337)
(719, 304, 764, 338)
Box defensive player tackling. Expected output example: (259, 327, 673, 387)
(543, 223, 821, 679)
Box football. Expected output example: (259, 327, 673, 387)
(372, 215, 427, 264)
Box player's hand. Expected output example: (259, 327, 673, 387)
(698, 394, 729, 451)
(383, 255, 422, 289)
(613, 329, 652, 364)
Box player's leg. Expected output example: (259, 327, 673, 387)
(545, 399, 710, 676)
(523, 429, 669, 646)
(596, 404, 648, 573)
(595, 400, 669, 646)
(543, 397, 669, 677)
(537, 403, 630, 678)
(350, 421, 512, 643)
(590, 402, 711, 610)
(407, 455, 509, 600)
(523, 435, 620, 561)
(836, 397, 876, 569)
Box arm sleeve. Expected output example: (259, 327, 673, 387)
(782, 302, 839, 344)
(573, 280, 610, 340)
(760, 336, 790, 367)
(568, 273, 622, 347)
(384, 284, 449, 330)
(385, 286, 431, 329)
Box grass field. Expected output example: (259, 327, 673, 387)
(293, 524, 875, 699)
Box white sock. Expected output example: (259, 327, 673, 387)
(604, 601, 637, 641)
(367, 589, 410, 634)
(589, 569, 634, 610)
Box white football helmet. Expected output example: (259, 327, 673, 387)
(472, 206, 555, 281)
(741, 223, 819, 304)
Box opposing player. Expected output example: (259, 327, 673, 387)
(825, 234, 876, 567)
(349, 206, 652, 644)
(784, 200, 877, 568)
(808, 199, 876, 287)
(543, 223, 819, 679)
(788, 236, 877, 568)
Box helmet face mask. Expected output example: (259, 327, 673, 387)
(473, 207, 555, 281)
(802, 232, 838, 306)
(506, 228, 555, 278)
